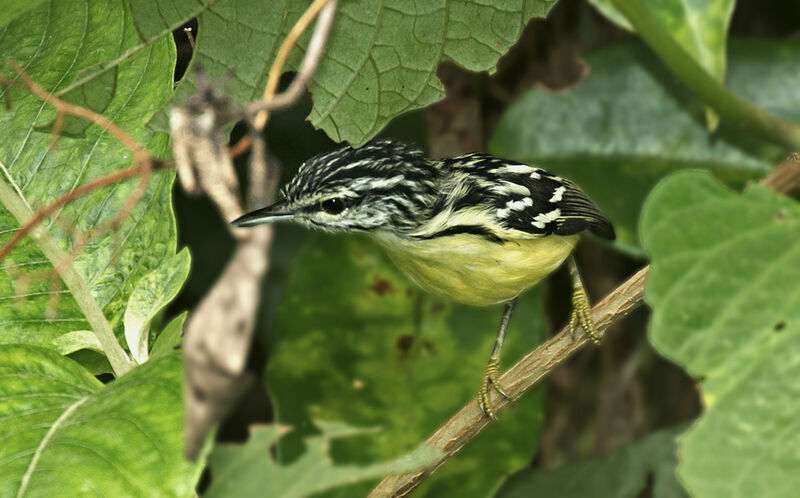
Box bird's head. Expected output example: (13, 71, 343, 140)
(233, 141, 439, 233)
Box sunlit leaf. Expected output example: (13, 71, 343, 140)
(0, 1, 182, 361)
(0, 345, 201, 496)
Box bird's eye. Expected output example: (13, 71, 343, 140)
(321, 198, 345, 215)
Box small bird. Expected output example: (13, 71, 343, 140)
(233, 140, 614, 418)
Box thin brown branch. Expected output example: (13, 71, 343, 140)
(229, 0, 337, 158)
(0, 61, 175, 264)
(760, 152, 800, 194)
(0, 161, 170, 262)
(370, 157, 800, 497)
(246, 0, 338, 117)
(3, 60, 150, 164)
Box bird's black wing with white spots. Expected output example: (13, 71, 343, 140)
(443, 154, 615, 240)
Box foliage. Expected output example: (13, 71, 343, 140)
(0, 346, 201, 496)
(641, 171, 800, 498)
(495, 426, 688, 498)
(153, 0, 559, 145)
(490, 40, 800, 254)
(0, 0, 194, 494)
(0, 0, 799, 496)
(205, 419, 441, 497)
(588, 0, 734, 127)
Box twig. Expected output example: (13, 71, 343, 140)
(3, 60, 150, 162)
(0, 164, 133, 376)
(0, 61, 165, 263)
(370, 157, 800, 496)
(761, 152, 800, 194)
(229, 0, 337, 157)
(246, 0, 338, 117)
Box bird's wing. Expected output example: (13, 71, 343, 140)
(444, 154, 615, 241)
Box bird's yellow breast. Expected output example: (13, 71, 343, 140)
(371, 232, 578, 306)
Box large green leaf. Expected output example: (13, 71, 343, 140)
(51, 0, 212, 105)
(589, 0, 734, 128)
(206, 419, 440, 497)
(490, 40, 799, 253)
(495, 426, 688, 498)
(0, 0, 47, 30)
(267, 233, 546, 497)
(641, 171, 800, 498)
(155, 0, 559, 145)
(0, 345, 201, 496)
(0, 1, 180, 359)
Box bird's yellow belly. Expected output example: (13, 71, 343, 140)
(373, 233, 578, 307)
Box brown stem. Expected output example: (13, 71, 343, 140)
(370, 157, 800, 497)
(0, 161, 170, 262)
(230, 0, 337, 158)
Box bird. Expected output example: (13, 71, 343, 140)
(232, 140, 614, 419)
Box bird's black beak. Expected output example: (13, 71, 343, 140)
(231, 199, 295, 227)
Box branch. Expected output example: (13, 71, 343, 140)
(246, 0, 338, 117)
(609, 0, 800, 151)
(370, 157, 800, 496)
(0, 165, 134, 377)
(229, 0, 337, 157)
(180, 0, 338, 459)
(0, 61, 163, 264)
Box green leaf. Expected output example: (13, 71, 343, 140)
(0, 1, 47, 30)
(52, 0, 212, 105)
(155, 0, 559, 145)
(489, 40, 800, 253)
(151, 311, 187, 358)
(641, 171, 800, 498)
(51, 330, 103, 355)
(124, 248, 190, 363)
(127, 0, 212, 42)
(0, 345, 201, 496)
(206, 419, 441, 498)
(0, 1, 180, 361)
(588, 0, 734, 129)
(495, 426, 688, 498)
(267, 234, 546, 496)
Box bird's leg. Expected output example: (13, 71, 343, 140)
(567, 256, 600, 344)
(478, 298, 517, 419)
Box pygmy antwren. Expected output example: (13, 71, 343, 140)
(233, 140, 614, 419)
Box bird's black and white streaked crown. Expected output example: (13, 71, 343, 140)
(232, 140, 614, 242)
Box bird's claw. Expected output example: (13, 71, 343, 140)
(568, 285, 600, 344)
(478, 355, 511, 419)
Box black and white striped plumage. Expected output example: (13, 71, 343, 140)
(272, 140, 614, 243)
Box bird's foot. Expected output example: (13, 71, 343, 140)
(478, 355, 511, 420)
(568, 285, 600, 344)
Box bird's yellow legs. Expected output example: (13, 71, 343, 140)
(478, 298, 517, 420)
(477, 256, 600, 419)
(566, 256, 600, 344)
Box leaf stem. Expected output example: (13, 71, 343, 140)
(610, 0, 800, 151)
(0, 174, 133, 377)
